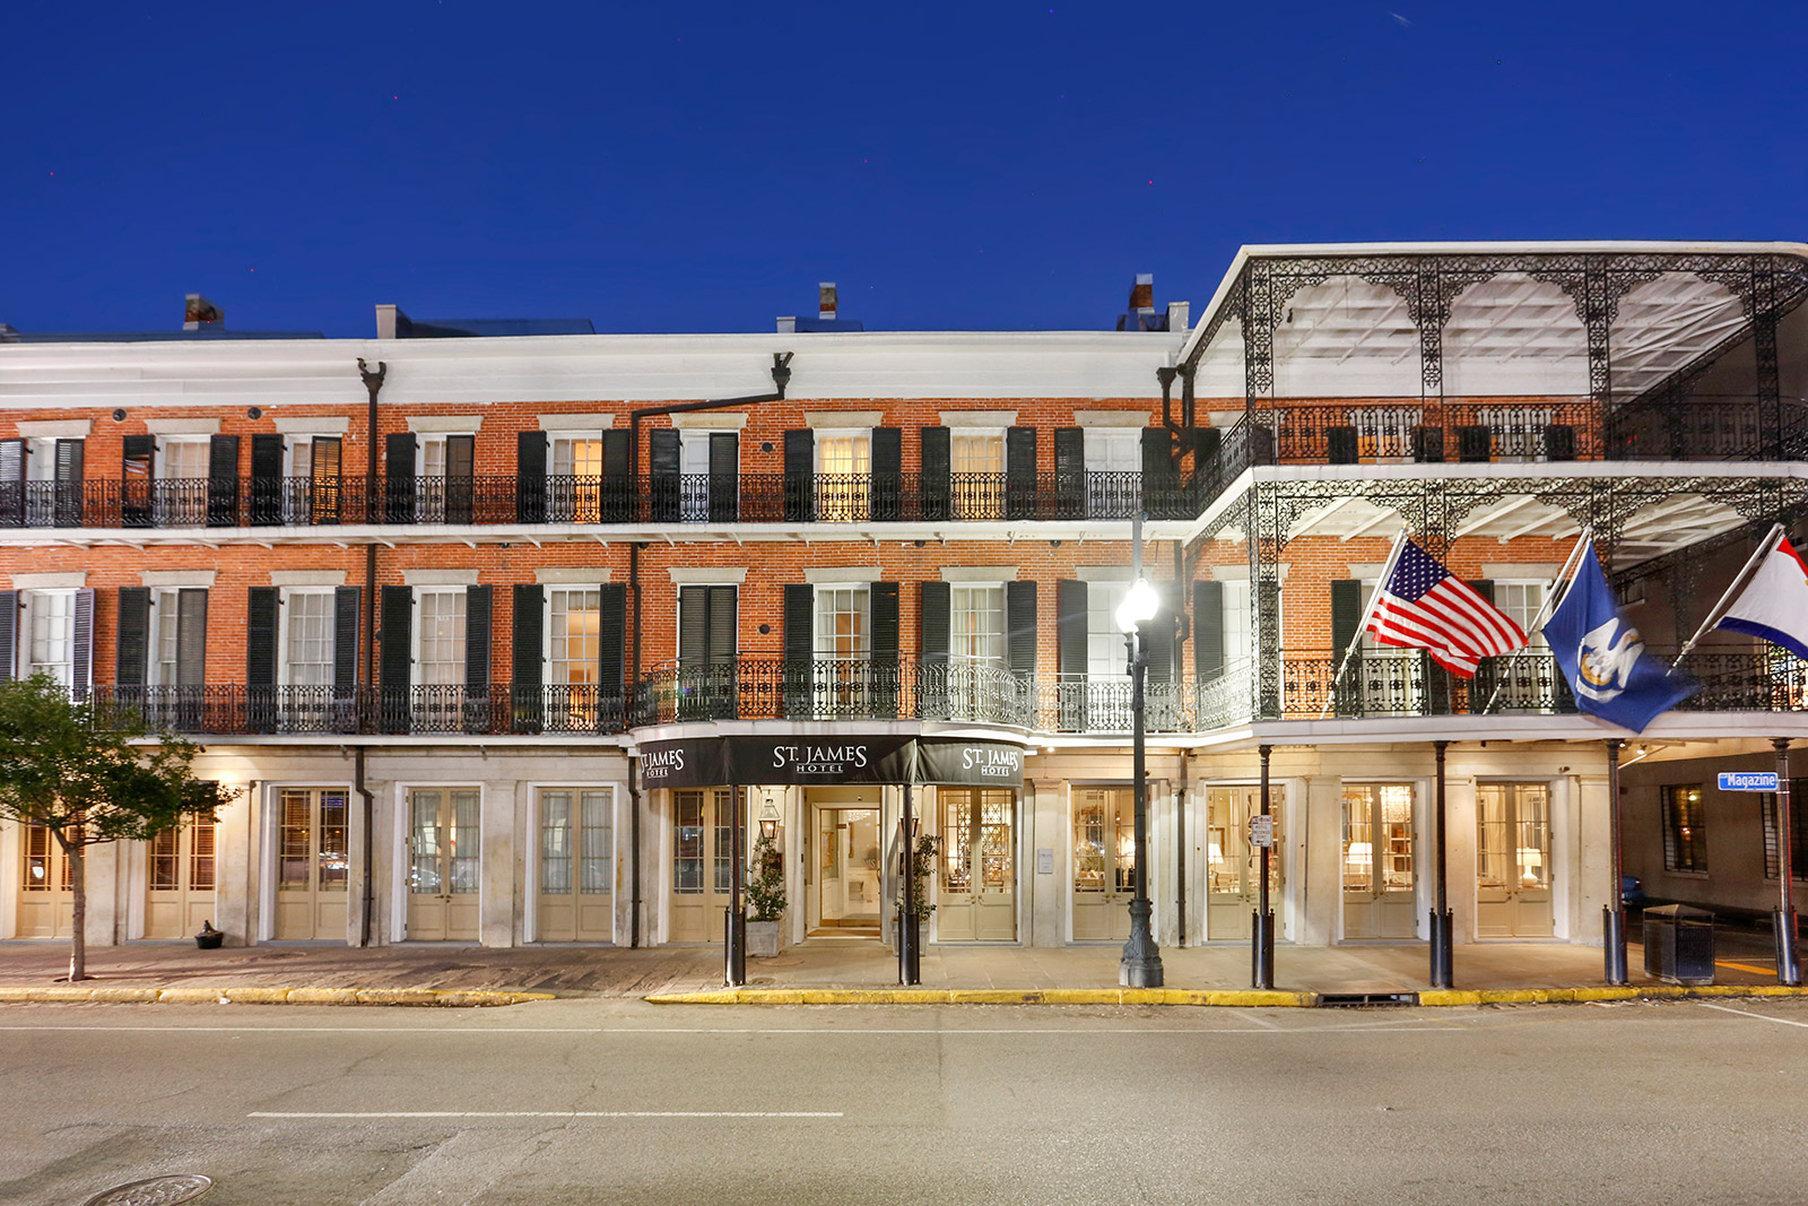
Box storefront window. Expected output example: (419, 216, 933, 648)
(1663, 785, 1707, 873)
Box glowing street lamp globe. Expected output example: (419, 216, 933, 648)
(1115, 577, 1160, 634)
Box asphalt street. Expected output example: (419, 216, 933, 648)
(3, 997, 1805, 1204)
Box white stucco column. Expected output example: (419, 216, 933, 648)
(1028, 778, 1064, 947)
(479, 780, 519, 948)
(1301, 774, 1342, 945)
(82, 841, 121, 948)
(213, 779, 255, 946)
(1574, 772, 1610, 944)
(1445, 772, 1479, 944)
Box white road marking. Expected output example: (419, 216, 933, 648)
(1696, 1001, 1808, 1029)
(249, 1110, 842, 1119)
(0, 1022, 1459, 1036)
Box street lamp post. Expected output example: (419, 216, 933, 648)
(1117, 511, 1164, 989)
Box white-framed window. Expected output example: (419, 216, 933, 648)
(814, 585, 870, 659)
(25, 438, 57, 484)
(1086, 580, 1132, 681)
(157, 438, 209, 481)
(415, 589, 467, 687)
(950, 584, 1005, 666)
(539, 787, 614, 896)
(1223, 578, 1253, 669)
(150, 588, 182, 687)
(21, 589, 75, 686)
(551, 437, 604, 479)
(1083, 430, 1139, 474)
(280, 589, 335, 687)
(816, 430, 870, 476)
(1492, 580, 1547, 650)
(951, 430, 1005, 519)
(548, 588, 600, 687)
(285, 437, 342, 481)
(678, 433, 727, 522)
(815, 430, 871, 522)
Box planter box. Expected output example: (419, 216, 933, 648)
(747, 919, 787, 957)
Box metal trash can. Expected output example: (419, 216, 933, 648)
(1643, 904, 1715, 985)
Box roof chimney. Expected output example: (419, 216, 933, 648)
(1128, 273, 1155, 316)
(183, 293, 223, 331)
(818, 282, 838, 322)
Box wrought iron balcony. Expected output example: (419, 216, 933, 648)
(633, 658, 1037, 727)
(0, 469, 1200, 531)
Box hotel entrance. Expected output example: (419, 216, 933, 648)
(812, 802, 882, 935)
(1476, 782, 1555, 938)
(1206, 786, 1282, 941)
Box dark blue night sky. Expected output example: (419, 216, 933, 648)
(4, 1, 1803, 337)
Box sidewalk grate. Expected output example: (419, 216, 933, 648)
(1317, 992, 1416, 1008)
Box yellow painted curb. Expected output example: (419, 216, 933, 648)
(0, 984, 551, 1008)
(645, 987, 1317, 1007)
(1417, 984, 1808, 1007)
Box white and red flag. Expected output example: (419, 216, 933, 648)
(1366, 538, 1529, 677)
(1714, 529, 1808, 660)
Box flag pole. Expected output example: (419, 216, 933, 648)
(1669, 522, 1785, 674)
(1320, 527, 1409, 718)
(1479, 526, 1591, 716)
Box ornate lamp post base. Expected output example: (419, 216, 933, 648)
(1120, 899, 1165, 988)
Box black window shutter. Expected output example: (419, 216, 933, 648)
(918, 581, 951, 667)
(1142, 592, 1176, 686)
(116, 587, 152, 687)
(1006, 427, 1037, 520)
(783, 585, 814, 661)
(871, 427, 902, 521)
(1006, 580, 1037, 677)
(445, 434, 475, 524)
(1194, 580, 1225, 682)
(706, 584, 737, 663)
(870, 582, 899, 662)
(708, 432, 739, 523)
(679, 585, 707, 669)
(783, 429, 815, 522)
(464, 585, 492, 691)
(71, 588, 94, 699)
(1545, 425, 1577, 462)
(250, 434, 284, 525)
(1141, 427, 1174, 514)
(0, 440, 23, 527)
(516, 431, 548, 523)
(384, 432, 417, 523)
(378, 586, 411, 733)
(1331, 579, 1363, 677)
(1469, 579, 1496, 606)
(246, 587, 278, 687)
(598, 583, 627, 725)
(333, 587, 361, 690)
(122, 435, 155, 528)
(1056, 580, 1088, 677)
(0, 591, 15, 682)
(54, 439, 84, 526)
(650, 429, 680, 523)
(601, 429, 632, 522)
(207, 435, 240, 526)
(512, 584, 544, 733)
(1054, 428, 1084, 518)
(176, 589, 207, 688)
(920, 427, 951, 521)
(1457, 426, 1492, 462)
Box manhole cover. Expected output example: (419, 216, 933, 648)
(84, 1174, 213, 1206)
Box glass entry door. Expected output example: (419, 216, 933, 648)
(145, 817, 216, 939)
(816, 808, 881, 928)
(1477, 782, 1554, 938)
(937, 788, 1016, 941)
(1071, 787, 1134, 941)
(406, 788, 480, 941)
(1342, 783, 1418, 939)
(537, 788, 614, 942)
(274, 788, 349, 940)
(16, 823, 74, 939)
(669, 788, 734, 942)
(1206, 786, 1282, 940)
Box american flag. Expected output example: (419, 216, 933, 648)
(1366, 540, 1528, 677)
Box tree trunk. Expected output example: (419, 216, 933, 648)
(67, 838, 86, 983)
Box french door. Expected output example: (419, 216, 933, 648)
(1342, 783, 1418, 939)
(537, 788, 615, 942)
(16, 823, 74, 939)
(815, 807, 881, 927)
(669, 789, 734, 942)
(145, 818, 216, 939)
(1206, 786, 1282, 941)
(273, 788, 349, 940)
(936, 788, 1016, 942)
(1071, 787, 1134, 941)
(1477, 782, 1555, 938)
(406, 788, 480, 941)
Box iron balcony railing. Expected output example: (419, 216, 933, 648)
(84, 647, 1808, 738)
(0, 470, 1207, 530)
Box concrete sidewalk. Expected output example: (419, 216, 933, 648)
(0, 935, 1781, 998)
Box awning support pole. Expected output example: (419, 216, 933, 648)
(724, 783, 746, 988)
(1774, 739, 1800, 986)
(1604, 739, 1628, 986)
(1252, 743, 1276, 990)
(1429, 740, 1453, 989)
(899, 783, 921, 986)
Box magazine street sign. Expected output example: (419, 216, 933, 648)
(1718, 771, 1780, 792)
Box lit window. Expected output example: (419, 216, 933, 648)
(1663, 785, 1707, 873)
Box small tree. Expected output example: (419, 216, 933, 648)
(897, 831, 937, 926)
(746, 831, 787, 922)
(0, 676, 234, 982)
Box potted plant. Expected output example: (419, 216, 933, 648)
(895, 831, 936, 953)
(745, 831, 788, 957)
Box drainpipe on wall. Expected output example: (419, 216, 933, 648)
(355, 746, 375, 946)
(1176, 749, 1189, 946)
(628, 753, 642, 948)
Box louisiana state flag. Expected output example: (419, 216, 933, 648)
(1543, 542, 1698, 734)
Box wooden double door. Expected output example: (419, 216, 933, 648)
(406, 788, 480, 942)
(670, 788, 735, 943)
(537, 788, 615, 942)
(274, 788, 350, 940)
(1071, 787, 1134, 941)
(1477, 782, 1554, 938)
(936, 788, 1016, 942)
(145, 818, 216, 939)
(16, 824, 74, 939)
(1206, 787, 1282, 941)
(1342, 783, 1418, 939)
